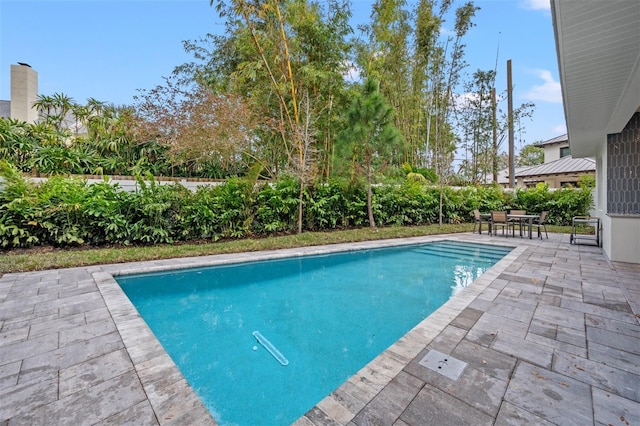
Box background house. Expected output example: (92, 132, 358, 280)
(515, 134, 595, 188)
(552, 0, 639, 264)
(489, 133, 595, 188)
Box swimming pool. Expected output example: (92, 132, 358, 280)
(117, 240, 511, 425)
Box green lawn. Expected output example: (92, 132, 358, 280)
(0, 223, 581, 274)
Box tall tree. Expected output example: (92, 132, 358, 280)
(207, 0, 353, 232)
(357, 0, 411, 164)
(133, 77, 258, 178)
(339, 77, 403, 229)
(517, 144, 544, 166)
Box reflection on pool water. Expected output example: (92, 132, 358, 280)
(117, 240, 512, 425)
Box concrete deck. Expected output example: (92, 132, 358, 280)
(1, 233, 638, 425)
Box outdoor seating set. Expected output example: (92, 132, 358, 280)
(472, 209, 548, 239)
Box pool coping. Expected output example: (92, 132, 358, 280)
(93, 235, 524, 425)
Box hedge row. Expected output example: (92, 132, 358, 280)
(0, 163, 593, 249)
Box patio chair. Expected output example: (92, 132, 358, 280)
(529, 211, 549, 239)
(472, 209, 491, 234)
(491, 211, 515, 237)
(509, 210, 526, 236)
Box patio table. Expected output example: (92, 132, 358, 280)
(507, 214, 540, 239)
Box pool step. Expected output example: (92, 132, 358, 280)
(433, 241, 513, 256)
(411, 243, 510, 262)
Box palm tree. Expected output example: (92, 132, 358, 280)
(33, 94, 55, 122)
(50, 93, 75, 131)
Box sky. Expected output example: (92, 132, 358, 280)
(0, 0, 565, 148)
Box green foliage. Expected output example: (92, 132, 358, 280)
(518, 144, 544, 166)
(513, 183, 592, 225)
(374, 181, 438, 226)
(0, 166, 594, 249)
(255, 177, 299, 234)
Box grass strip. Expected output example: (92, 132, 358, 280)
(0, 223, 579, 274)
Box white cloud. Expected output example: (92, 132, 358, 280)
(342, 61, 361, 82)
(523, 69, 562, 103)
(454, 92, 479, 109)
(521, 0, 551, 11)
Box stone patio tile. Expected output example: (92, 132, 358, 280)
(399, 384, 494, 426)
(561, 298, 635, 323)
(20, 332, 123, 377)
(450, 307, 484, 330)
(351, 371, 423, 425)
(553, 350, 640, 402)
(27, 312, 87, 338)
(57, 280, 99, 298)
(59, 318, 117, 347)
(504, 281, 545, 296)
(85, 306, 112, 323)
(346, 375, 385, 403)
(0, 325, 29, 346)
(468, 297, 494, 312)
(583, 295, 633, 313)
(511, 291, 562, 307)
(4, 287, 39, 300)
(587, 326, 640, 355)
(0, 375, 58, 421)
(486, 300, 535, 324)
(528, 318, 557, 340)
(488, 278, 510, 291)
(588, 341, 640, 376)
(331, 381, 371, 413)
(494, 401, 555, 426)
(13, 370, 146, 426)
(0, 361, 20, 391)
(451, 339, 517, 382)
(592, 388, 640, 426)
(0, 304, 35, 322)
(59, 348, 134, 398)
(533, 304, 585, 331)
(144, 378, 215, 426)
(2, 234, 638, 426)
(466, 312, 529, 347)
(329, 388, 365, 418)
(525, 333, 586, 358)
(124, 335, 168, 365)
(404, 352, 508, 417)
(0, 310, 58, 332)
(316, 396, 354, 425)
(585, 313, 640, 339)
(556, 324, 586, 347)
(477, 286, 500, 301)
(426, 325, 466, 354)
(504, 361, 593, 425)
(491, 333, 554, 369)
(33, 290, 102, 315)
(300, 406, 341, 426)
(93, 400, 159, 426)
(0, 333, 59, 366)
(59, 297, 108, 317)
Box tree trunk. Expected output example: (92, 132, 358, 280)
(297, 181, 303, 234)
(366, 152, 377, 230)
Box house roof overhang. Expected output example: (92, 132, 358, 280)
(551, 0, 640, 158)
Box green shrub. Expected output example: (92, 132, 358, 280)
(255, 177, 298, 234)
(0, 164, 594, 249)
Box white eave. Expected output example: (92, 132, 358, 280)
(551, 0, 640, 158)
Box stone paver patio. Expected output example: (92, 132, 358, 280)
(1, 233, 638, 425)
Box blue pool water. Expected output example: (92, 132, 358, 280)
(117, 240, 511, 425)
